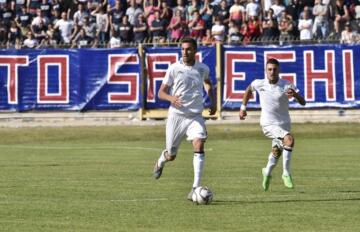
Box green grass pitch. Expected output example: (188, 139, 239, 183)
(0, 123, 359, 232)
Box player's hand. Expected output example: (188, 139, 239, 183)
(209, 104, 217, 116)
(170, 95, 183, 108)
(239, 110, 247, 120)
(286, 88, 296, 97)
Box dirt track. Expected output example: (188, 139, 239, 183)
(0, 109, 359, 127)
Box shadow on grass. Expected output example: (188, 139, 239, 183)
(212, 197, 360, 205)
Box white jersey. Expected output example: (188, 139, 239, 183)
(162, 59, 210, 115)
(251, 78, 298, 127)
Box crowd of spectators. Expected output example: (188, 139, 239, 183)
(1, 0, 360, 49)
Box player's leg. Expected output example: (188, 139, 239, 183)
(262, 144, 282, 191)
(281, 133, 295, 188)
(186, 115, 207, 200)
(153, 114, 186, 179)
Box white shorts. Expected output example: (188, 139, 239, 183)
(262, 124, 290, 149)
(166, 113, 207, 156)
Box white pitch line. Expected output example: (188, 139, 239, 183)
(0, 144, 214, 152)
(109, 198, 168, 202)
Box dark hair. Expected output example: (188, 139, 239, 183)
(180, 37, 197, 51)
(266, 58, 279, 66)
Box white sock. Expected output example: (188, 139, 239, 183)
(157, 150, 168, 168)
(192, 152, 205, 188)
(282, 147, 293, 176)
(264, 152, 278, 176)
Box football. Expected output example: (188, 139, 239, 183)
(192, 186, 213, 205)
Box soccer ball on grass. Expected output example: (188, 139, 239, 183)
(192, 186, 213, 205)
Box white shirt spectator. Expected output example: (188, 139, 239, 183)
(298, 18, 313, 40)
(23, 38, 39, 48)
(211, 23, 226, 41)
(246, 1, 261, 18)
(96, 13, 108, 32)
(55, 19, 74, 43)
(109, 36, 121, 48)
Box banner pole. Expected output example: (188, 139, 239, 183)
(138, 43, 146, 120)
(216, 42, 222, 119)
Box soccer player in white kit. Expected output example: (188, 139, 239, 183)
(153, 37, 217, 200)
(239, 58, 306, 191)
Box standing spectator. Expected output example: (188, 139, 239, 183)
(214, 0, 230, 25)
(228, 19, 243, 43)
(271, 0, 286, 22)
(2, 3, 16, 30)
(73, 3, 89, 29)
(173, 0, 187, 21)
(278, 11, 294, 44)
(109, 0, 123, 34)
(54, 11, 74, 44)
(262, 8, 279, 41)
(10, 0, 26, 14)
(7, 20, 21, 48)
(298, 9, 313, 41)
(91, 5, 109, 44)
(262, 0, 273, 16)
(245, 0, 262, 21)
(188, 10, 205, 41)
(144, 0, 160, 28)
(199, 0, 214, 29)
(133, 13, 147, 43)
(333, 0, 350, 35)
(341, 22, 359, 44)
(211, 16, 226, 42)
(40, 0, 52, 18)
(15, 6, 32, 38)
(109, 0, 123, 32)
(247, 15, 263, 40)
(168, 9, 186, 42)
(312, 0, 330, 39)
(187, 0, 200, 21)
(0, 21, 7, 45)
(73, 3, 89, 36)
(285, 0, 301, 24)
(160, 1, 172, 25)
(150, 9, 167, 43)
(119, 14, 133, 43)
(125, 0, 143, 26)
(32, 19, 48, 43)
(229, 0, 246, 27)
(31, 8, 49, 30)
(27, 0, 41, 16)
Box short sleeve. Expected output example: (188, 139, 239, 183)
(162, 64, 174, 86)
(250, 79, 261, 92)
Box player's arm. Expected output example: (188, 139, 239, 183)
(204, 79, 217, 115)
(287, 88, 306, 106)
(158, 84, 183, 108)
(239, 84, 253, 120)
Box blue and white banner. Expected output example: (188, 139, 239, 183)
(1, 44, 360, 111)
(0, 48, 142, 111)
(222, 44, 360, 109)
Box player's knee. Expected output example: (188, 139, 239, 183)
(272, 146, 282, 158)
(192, 138, 205, 151)
(283, 134, 294, 147)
